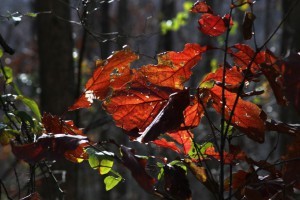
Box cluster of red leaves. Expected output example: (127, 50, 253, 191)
(12, 113, 89, 163)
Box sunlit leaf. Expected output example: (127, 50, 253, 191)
(198, 13, 232, 37)
(136, 43, 206, 89)
(191, 1, 212, 13)
(210, 85, 265, 142)
(201, 66, 244, 90)
(104, 175, 122, 191)
(166, 130, 193, 154)
(152, 138, 181, 153)
(70, 46, 138, 110)
(17, 95, 41, 121)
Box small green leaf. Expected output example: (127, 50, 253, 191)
(0, 49, 3, 58)
(104, 175, 122, 191)
(188, 142, 214, 160)
(17, 95, 41, 121)
(99, 159, 114, 175)
(157, 168, 164, 180)
(169, 160, 187, 172)
(0, 129, 20, 145)
(25, 12, 37, 18)
(1, 66, 13, 84)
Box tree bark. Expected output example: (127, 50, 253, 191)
(35, 0, 77, 199)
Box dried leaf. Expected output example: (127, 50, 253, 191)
(242, 12, 256, 40)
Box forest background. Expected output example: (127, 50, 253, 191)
(0, 0, 300, 199)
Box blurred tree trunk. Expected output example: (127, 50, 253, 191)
(158, 0, 175, 51)
(281, 0, 300, 54)
(35, 0, 77, 199)
(280, 0, 300, 124)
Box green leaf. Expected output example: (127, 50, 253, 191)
(99, 159, 114, 175)
(157, 168, 164, 180)
(169, 160, 187, 172)
(14, 111, 35, 128)
(0, 129, 19, 145)
(1, 66, 13, 84)
(188, 142, 214, 160)
(25, 12, 37, 18)
(0, 49, 3, 58)
(104, 175, 122, 191)
(16, 95, 41, 121)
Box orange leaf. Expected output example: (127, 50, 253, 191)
(70, 47, 138, 110)
(210, 85, 265, 142)
(201, 66, 244, 90)
(136, 43, 206, 89)
(152, 138, 181, 153)
(103, 78, 174, 133)
(167, 130, 193, 154)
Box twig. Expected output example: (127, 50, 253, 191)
(0, 33, 14, 55)
(14, 167, 21, 199)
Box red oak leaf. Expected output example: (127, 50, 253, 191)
(229, 44, 264, 73)
(152, 138, 181, 153)
(210, 85, 265, 142)
(166, 130, 193, 154)
(191, 1, 212, 13)
(69, 46, 138, 110)
(136, 43, 207, 89)
(198, 13, 232, 37)
(201, 66, 244, 90)
(42, 113, 83, 135)
(103, 78, 175, 134)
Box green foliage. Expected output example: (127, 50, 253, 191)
(160, 1, 193, 34)
(16, 95, 41, 121)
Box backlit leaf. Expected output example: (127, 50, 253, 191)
(103, 79, 174, 135)
(210, 85, 265, 142)
(137, 89, 190, 142)
(191, 1, 212, 13)
(201, 66, 244, 90)
(152, 138, 181, 153)
(136, 43, 206, 89)
(229, 44, 264, 73)
(70, 47, 138, 110)
(198, 13, 231, 37)
(42, 113, 83, 135)
(17, 95, 41, 121)
(166, 130, 193, 154)
(104, 175, 122, 191)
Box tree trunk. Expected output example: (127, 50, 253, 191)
(35, 0, 76, 199)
